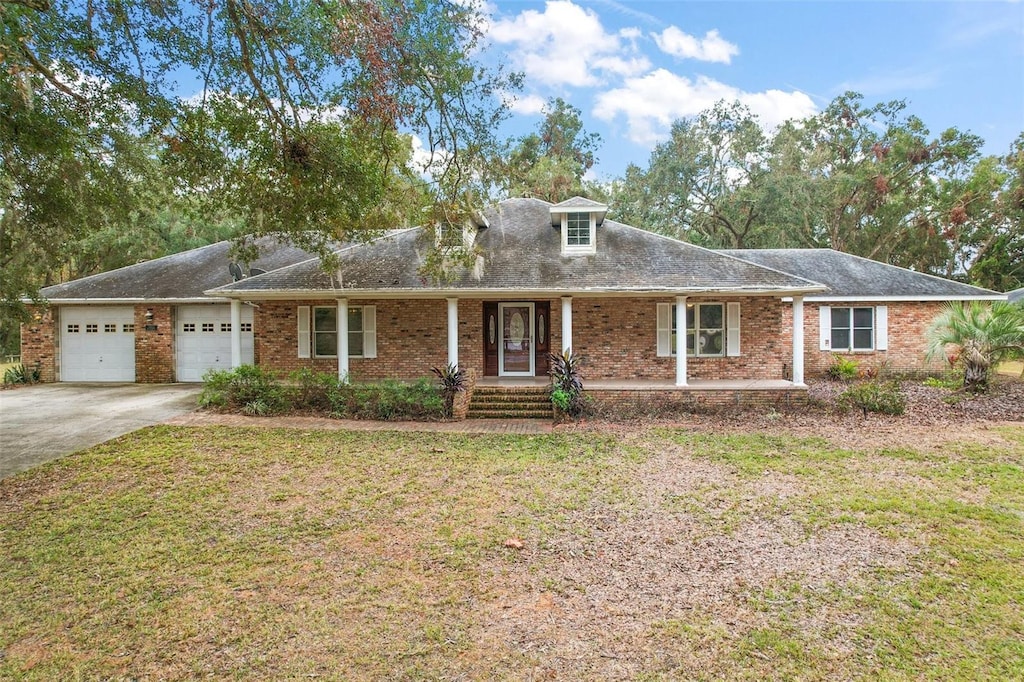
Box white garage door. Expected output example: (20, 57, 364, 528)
(60, 307, 136, 382)
(175, 305, 255, 382)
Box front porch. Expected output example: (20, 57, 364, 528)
(468, 376, 809, 419)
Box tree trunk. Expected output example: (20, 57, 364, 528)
(962, 344, 990, 393)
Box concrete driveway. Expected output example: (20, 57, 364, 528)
(0, 383, 201, 479)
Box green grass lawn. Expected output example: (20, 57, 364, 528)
(2, 425, 1022, 680)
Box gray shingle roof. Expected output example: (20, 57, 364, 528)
(1008, 287, 1024, 304)
(40, 236, 319, 301)
(550, 196, 608, 210)
(723, 249, 1003, 300)
(214, 198, 824, 296)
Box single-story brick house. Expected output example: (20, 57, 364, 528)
(21, 197, 1004, 410)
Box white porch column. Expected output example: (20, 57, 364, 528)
(792, 296, 806, 387)
(675, 296, 688, 386)
(561, 296, 573, 355)
(229, 299, 242, 369)
(446, 297, 459, 367)
(337, 298, 349, 381)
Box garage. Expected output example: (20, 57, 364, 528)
(175, 304, 254, 382)
(60, 306, 136, 382)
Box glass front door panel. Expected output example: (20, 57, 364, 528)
(499, 303, 534, 375)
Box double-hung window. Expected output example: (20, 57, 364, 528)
(819, 305, 887, 352)
(298, 305, 377, 359)
(830, 307, 873, 351)
(562, 212, 596, 254)
(657, 302, 740, 357)
(566, 212, 591, 247)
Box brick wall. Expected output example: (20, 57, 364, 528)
(135, 305, 175, 383)
(256, 299, 452, 380)
(255, 296, 797, 383)
(573, 296, 789, 381)
(783, 301, 949, 377)
(19, 306, 56, 382)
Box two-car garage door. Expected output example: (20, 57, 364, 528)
(59, 305, 254, 382)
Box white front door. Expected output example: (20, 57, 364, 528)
(498, 302, 535, 377)
(60, 307, 136, 382)
(175, 305, 254, 382)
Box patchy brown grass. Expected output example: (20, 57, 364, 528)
(1, 424, 1023, 680)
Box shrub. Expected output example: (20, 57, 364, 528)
(431, 362, 467, 418)
(550, 387, 572, 413)
(923, 375, 960, 390)
(286, 367, 341, 413)
(826, 354, 859, 382)
(199, 365, 286, 413)
(200, 367, 444, 421)
(549, 350, 585, 419)
(3, 362, 41, 385)
(839, 380, 906, 416)
(329, 378, 443, 421)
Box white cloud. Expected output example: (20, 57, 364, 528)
(504, 92, 547, 115)
(653, 27, 739, 64)
(619, 26, 642, 41)
(487, 0, 649, 87)
(594, 69, 817, 146)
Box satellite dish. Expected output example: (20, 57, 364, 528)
(228, 262, 244, 281)
(249, 267, 267, 276)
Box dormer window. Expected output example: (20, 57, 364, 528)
(550, 196, 606, 256)
(565, 212, 593, 249)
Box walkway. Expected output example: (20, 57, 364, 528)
(166, 412, 553, 434)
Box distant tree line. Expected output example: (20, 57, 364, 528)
(508, 94, 1023, 295)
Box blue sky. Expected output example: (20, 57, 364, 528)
(478, 0, 1024, 180)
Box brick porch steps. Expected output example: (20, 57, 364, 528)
(467, 385, 552, 419)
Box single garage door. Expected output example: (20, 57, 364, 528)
(60, 306, 136, 382)
(175, 305, 255, 382)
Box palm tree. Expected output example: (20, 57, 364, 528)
(926, 301, 1024, 393)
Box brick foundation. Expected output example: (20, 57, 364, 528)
(587, 387, 810, 417)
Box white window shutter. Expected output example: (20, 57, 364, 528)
(656, 303, 672, 357)
(875, 305, 888, 351)
(819, 306, 831, 351)
(362, 305, 377, 358)
(297, 306, 310, 358)
(726, 302, 741, 356)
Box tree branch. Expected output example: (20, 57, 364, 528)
(17, 44, 87, 103)
(0, 0, 52, 11)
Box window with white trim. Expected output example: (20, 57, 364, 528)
(313, 306, 370, 358)
(819, 305, 887, 352)
(561, 212, 596, 254)
(657, 302, 740, 357)
(831, 307, 873, 351)
(566, 213, 591, 246)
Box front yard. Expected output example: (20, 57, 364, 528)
(1, 422, 1023, 680)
